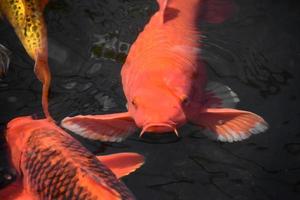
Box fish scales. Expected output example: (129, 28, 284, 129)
(1, 117, 144, 199)
(0, 0, 46, 58)
(23, 129, 132, 200)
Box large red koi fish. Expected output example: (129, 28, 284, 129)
(0, 116, 144, 200)
(62, 0, 268, 143)
(0, 0, 52, 120)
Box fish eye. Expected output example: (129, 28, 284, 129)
(182, 97, 189, 105)
(131, 99, 138, 109)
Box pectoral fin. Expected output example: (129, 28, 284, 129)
(61, 112, 137, 142)
(189, 108, 268, 142)
(204, 82, 239, 108)
(97, 153, 144, 179)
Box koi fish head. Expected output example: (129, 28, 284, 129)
(127, 86, 187, 135)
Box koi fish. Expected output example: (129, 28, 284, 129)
(62, 0, 268, 143)
(0, 0, 52, 120)
(0, 116, 144, 200)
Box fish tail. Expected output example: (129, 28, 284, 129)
(34, 53, 53, 121)
(42, 71, 52, 121)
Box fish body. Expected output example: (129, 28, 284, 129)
(0, 116, 144, 200)
(62, 0, 268, 143)
(0, 0, 52, 120)
(122, 0, 205, 131)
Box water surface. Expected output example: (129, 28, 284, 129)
(0, 0, 299, 199)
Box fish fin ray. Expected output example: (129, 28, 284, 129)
(204, 81, 240, 108)
(33, 52, 47, 83)
(61, 112, 137, 142)
(157, 0, 169, 23)
(97, 153, 144, 179)
(201, 0, 237, 24)
(157, 0, 169, 12)
(189, 108, 268, 142)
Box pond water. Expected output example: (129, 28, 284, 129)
(0, 0, 299, 199)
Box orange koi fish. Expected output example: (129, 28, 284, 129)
(62, 0, 268, 143)
(0, 0, 52, 120)
(0, 116, 144, 200)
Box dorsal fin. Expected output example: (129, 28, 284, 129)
(157, 0, 169, 24)
(157, 0, 169, 12)
(202, 0, 237, 24)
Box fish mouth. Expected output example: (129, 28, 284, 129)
(139, 122, 179, 138)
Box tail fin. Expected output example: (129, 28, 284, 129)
(34, 53, 52, 121)
(41, 73, 51, 120)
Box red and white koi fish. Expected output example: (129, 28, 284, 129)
(0, 116, 144, 200)
(62, 0, 268, 143)
(0, 0, 52, 120)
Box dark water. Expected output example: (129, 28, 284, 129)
(1, 0, 300, 199)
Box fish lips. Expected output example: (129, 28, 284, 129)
(139, 122, 179, 137)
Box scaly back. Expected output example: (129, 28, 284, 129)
(22, 127, 135, 200)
